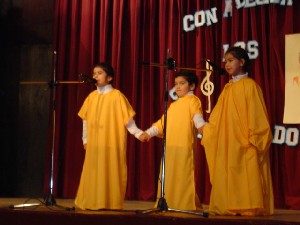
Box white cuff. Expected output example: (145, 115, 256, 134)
(193, 113, 206, 129)
(82, 120, 87, 144)
(126, 119, 143, 139)
(146, 126, 159, 138)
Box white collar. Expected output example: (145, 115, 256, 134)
(231, 73, 248, 83)
(187, 91, 194, 96)
(96, 84, 113, 94)
(171, 90, 194, 101)
(179, 91, 194, 99)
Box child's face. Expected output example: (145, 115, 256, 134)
(92, 66, 112, 86)
(174, 76, 194, 98)
(224, 53, 245, 76)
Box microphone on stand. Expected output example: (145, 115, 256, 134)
(205, 59, 226, 75)
(166, 57, 176, 70)
(79, 73, 97, 84)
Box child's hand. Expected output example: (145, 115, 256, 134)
(197, 125, 206, 139)
(139, 132, 151, 142)
(197, 124, 205, 134)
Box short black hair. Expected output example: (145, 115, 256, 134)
(93, 62, 115, 77)
(225, 46, 251, 73)
(175, 70, 199, 87)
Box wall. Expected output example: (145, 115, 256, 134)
(0, 0, 53, 197)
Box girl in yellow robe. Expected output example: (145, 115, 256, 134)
(201, 47, 274, 216)
(143, 71, 206, 210)
(75, 63, 144, 210)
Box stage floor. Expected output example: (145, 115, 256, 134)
(1, 198, 300, 225)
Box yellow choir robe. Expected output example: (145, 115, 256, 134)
(153, 94, 203, 210)
(75, 89, 135, 210)
(202, 77, 274, 215)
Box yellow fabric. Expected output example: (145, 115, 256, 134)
(153, 94, 202, 210)
(75, 89, 135, 210)
(202, 77, 274, 215)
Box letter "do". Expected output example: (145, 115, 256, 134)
(272, 125, 299, 146)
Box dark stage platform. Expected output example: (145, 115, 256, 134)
(0, 198, 300, 225)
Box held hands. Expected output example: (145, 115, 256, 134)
(198, 125, 204, 134)
(138, 132, 151, 142)
(197, 125, 205, 139)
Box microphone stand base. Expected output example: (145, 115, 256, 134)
(44, 194, 56, 206)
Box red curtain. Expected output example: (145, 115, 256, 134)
(45, 0, 300, 209)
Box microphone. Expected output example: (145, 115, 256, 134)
(205, 59, 226, 75)
(166, 57, 176, 70)
(79, 73, 97, 84)
(168, 86, 178, 101)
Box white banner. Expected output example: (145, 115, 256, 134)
(283, 33, 300, 124)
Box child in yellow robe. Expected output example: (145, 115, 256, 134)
(142, 71, 206, 210)
(75, 62, 144, 210)
(201, 46, 274, 216)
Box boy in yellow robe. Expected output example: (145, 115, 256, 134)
(75, 62, 144, 210)
(201, 47, 274, 216)
(142, 71, 206, 210)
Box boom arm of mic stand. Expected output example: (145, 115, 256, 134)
(140, 62, 212, 72)
(19, 80, 84, 85)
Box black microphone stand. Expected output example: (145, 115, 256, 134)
(140, 56, 209, 217)
(9, 51, 86, 211)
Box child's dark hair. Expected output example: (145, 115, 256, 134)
(93, 62, 115, 77)
(225, 46, 251, 73)
(175, 70, 199, 88)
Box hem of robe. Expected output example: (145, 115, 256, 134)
(209, 206, 273, 216)
(75, 202, 124, 210)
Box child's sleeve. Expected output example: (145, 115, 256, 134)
(193, 113, 206, 129)
(145, 115, 164, 138)
(126, 119, 143, 139)
(78, 94, 91, 120)
(119, 93, 136, 125)
(190, 97, 206, 128)
(145, 126, 160, 138)
(82, 120, 87, 144)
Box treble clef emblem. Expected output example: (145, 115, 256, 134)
(200, 60, 214, 113)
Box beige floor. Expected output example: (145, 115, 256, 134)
(0, 197, 154, 210)
(1, 198, 300, 222)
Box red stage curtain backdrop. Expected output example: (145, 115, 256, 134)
(46, 0, 300, 209)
